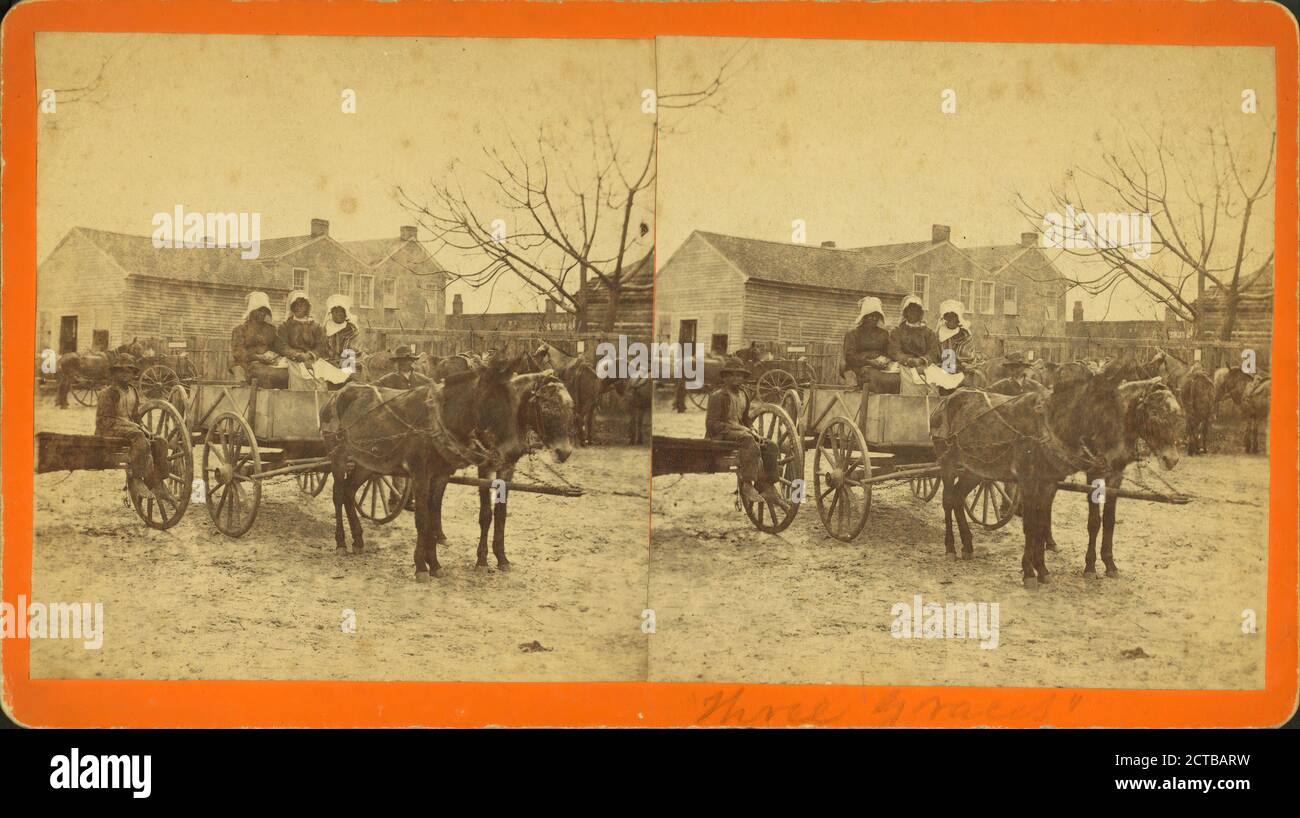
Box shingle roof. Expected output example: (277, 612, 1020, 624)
(842, 240, 935, 266)
(695, 231, 908, 294)
(73, 227, 273, 287)
(58, 227, 447, 287)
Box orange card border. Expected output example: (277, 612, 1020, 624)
(2, 0, 1296, 728)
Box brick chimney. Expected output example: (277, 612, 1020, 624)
(1072, 300, 1084, 322)
(545, 300, 556, 314)
(821, 240, 837, 248)
(400, 225, 417, 241)
(931, 224, 950, 244)
(452, 294, 463, 315)
(1021, 231, 1038, 248)
(310, 218, 330, 237)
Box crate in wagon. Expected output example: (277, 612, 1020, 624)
(862, 394, 938, 446)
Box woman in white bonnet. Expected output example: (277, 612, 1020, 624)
(320, 293, 361, 372)
(936, 297, 986, 382)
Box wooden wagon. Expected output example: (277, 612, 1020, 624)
(183, 380, 412, 537)
(787, 382, 1020, 542)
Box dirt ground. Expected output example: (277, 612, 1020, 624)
(29, 399, 650, 682)
(650, 393, 1269, 689)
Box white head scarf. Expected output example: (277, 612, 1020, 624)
(936, 298, 970, 342)
(285, 290, 312, 321)
(855, 296, 885, 325)
(324, 293, 354, 336)
(244, 291, 272, 320)
(900, 294, 926, 326)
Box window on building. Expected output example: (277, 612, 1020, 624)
(1044, 301, 1057, 321)
(1003, 284, 1018, 315)
(338, 273, 354, 301)
(979, 281, 996, 315)
(959, 279, 974, 312)
(293, 267, 309, 291)
(711, 334, 729, 354)
(657, 313, 672, 343)
(92, 330, 110, 351)
(358, 275, 375, 309)
(383, 278, 397, 309)
(912, 274, 930, 309)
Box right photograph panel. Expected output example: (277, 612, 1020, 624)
(650, 37, 1275, 689)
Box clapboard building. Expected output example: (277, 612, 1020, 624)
(36, 219, 447, 356)
(654, 226, 1070, 354)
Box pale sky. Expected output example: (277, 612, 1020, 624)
(35, 33, 655, 314)
(656, 38, 1277, 320)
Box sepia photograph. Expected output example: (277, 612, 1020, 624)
(29, 32, 655, 682)
(650, 37, 1276, 689)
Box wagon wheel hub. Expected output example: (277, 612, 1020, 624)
(824, 467, 845, 489)
(214, 461, 236, 484)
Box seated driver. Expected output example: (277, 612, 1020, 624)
(705, 359, 790, 512)
(96, 354, 173, 504)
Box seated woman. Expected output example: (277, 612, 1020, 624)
(937, 298, 987, 384)
(278, 290, 325, 363)
(842, 296, 900, 394)
(890, 294, 963, 392)
(319, 294, 361, 379)
(231, 291, 289, 388)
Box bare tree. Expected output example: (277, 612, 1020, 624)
(1017, 120, 1275, 339)
(398, 45, 749, 332)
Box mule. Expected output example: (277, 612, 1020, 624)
(1080, 375, 1186, 577)
(472, 374, 575, 570)
(606, 375, 651, 444)
(320, 353, 536, 579)
(932, 362, 1131, 588)
(56, 338, 144, 407)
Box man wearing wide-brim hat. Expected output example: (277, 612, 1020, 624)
(842, 295, 900, 394)
(375, 344, 432, 390)
(230, 291, 290, 388)
(95, 353, 175, 505)
(986, 351, 1044, 396)
(704, 357, 791, 512)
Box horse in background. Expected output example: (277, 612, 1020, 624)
(56, 338, 145, 407)
(525, 341, 605, 446)
(1147, 349, 1215, 455)
(1216, 367, 1271, 453)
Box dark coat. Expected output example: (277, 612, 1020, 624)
(890, 323, 941, 366)
(375, 369, 432, 390)
(230, 319, 284, 365)
(842, 323, 893, 372)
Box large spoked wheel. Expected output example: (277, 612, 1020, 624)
(138, 363, 180, 399)
(129, 399, 193, 530)
(964, 479, 1019, 530)
(203, 411, 262, 537)
(740, 404, 804, 534)
(296, 469, 329, 497)
(814, 416, 872, 542)
(756, 368, 798, 403)
(355, 473, 411, 524)
(687, 383, 716, 411)
(910, 475, 940, 502)
(70, 377, 98, 407)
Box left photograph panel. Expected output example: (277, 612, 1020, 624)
(31, 33, 652, 682)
